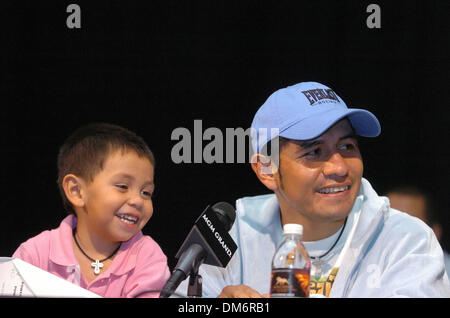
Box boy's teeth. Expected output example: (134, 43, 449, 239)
(318, 186, 349, 194)
(117, 214, 138, 224)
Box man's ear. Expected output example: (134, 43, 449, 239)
(62, 174, 86, 209)
(250, 154, 279, 191)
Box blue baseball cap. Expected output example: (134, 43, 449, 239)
(250, 81, 381, 154)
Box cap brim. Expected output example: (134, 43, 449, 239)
(280, 108, 381, 141)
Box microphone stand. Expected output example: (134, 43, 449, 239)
(187, 270, 202, 298)
(186, 248, 204, 298)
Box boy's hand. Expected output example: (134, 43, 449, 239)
(218, 284, 270, 298)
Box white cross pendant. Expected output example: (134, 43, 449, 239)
(91, 260, 103, 275)
(312, 258, 323, 279)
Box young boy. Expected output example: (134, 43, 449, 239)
(13, 123, 170, 297)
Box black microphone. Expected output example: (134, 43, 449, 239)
(159, 202, 237, 298)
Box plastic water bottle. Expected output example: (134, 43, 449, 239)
(270, 224, 311, 298)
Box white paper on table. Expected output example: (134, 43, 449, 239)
(0, 257, 101, 298)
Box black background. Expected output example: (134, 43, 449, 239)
(1, 0, 449, 270)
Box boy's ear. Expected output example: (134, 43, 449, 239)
(62, 174, 86, 208)
(250, 154, 279, 191)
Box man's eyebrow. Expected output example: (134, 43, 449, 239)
(299, 139, 323, 149)
(339, 133, 358, 141)
(298, 133, 357, 149)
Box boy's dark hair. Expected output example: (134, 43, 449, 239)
(57, 123, 155, 215)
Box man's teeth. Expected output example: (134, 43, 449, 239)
(318, 186, 349, 194)
(117, 214, 138, 224)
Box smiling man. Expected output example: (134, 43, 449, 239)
(268, 119, 363, 243)
(176, 81, 450, 298)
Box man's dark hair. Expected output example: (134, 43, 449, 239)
(260, 136, 290, 164)
(57, 123, 155, 215)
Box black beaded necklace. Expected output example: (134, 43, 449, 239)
(72, 228, 121, 275)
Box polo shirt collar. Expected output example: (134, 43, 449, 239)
(49, 215, 78, 267)
(49, 214, 140, 276)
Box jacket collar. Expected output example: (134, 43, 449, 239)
(351, 178, 389, 244)
(331, 178, 389, 297)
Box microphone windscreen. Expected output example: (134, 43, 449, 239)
(211, 202, 236, 231)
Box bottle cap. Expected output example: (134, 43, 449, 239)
(283, 223, 303, 235)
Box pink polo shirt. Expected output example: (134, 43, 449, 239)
(12, 215, 170, 298)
